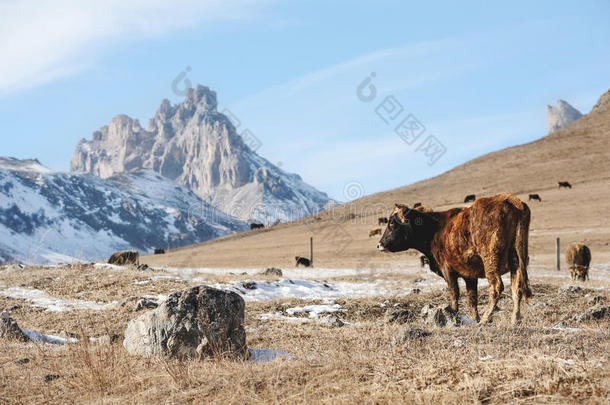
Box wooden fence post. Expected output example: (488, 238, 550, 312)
(310, 236, 314, 267)
(556, 237, 560, 271)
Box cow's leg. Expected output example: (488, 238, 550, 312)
(464, 277, 479, 322)
(480, 258, 504, 324)
(446, 272, 459, 314)
(510, 269, 523, 324)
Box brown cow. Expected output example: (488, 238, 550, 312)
(108, 250, 139, 266)
(566, 243, 591, 281)
(377, 193, 531, 324)
(369, 228, 382, 237)
(558, 181, 572, 189)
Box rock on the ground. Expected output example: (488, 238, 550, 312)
(317, 314, 344, 328)
(262, 267, 283, 277)
(394, 327, 431, 344)
(587, 295, 605, 306)
(0, 311, 30, 342)
(559, 285, 583, 294)
(420, 305, 462, 327)
(385, 307, 413, 324)
(123, 286, 247, 359)
(134, 299, 159, 311)
(572, 306, 610, 322)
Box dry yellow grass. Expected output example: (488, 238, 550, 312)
(1, 264, 609, 404)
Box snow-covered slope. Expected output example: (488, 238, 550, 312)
(70, 85, 332, 223)
(0, 157, 246, 264)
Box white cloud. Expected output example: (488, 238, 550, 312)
(0, 0, 271, 95)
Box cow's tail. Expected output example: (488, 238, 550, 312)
(515, 202, 532, 300)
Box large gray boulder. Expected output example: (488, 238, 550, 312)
(123, 286, 246, 359)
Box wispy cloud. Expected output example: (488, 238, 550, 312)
(0, 0, 272, 95)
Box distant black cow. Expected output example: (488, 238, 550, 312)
(108, 250, 139, 266)
(464, 194, 476, 203)
(378, 217, 388, 225)
(420, 255, 430, 268)
(413, 202, 422, 208)
(528, 194, 542, 202)
(154, 248, 166, 255)
(295, 256, 311, 267)
(558, 181, 572, 189)
(250, 223, 265, 230)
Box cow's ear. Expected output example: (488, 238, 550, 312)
(396, 208, 409, 224)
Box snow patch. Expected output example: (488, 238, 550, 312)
(0, 287, 117, 312)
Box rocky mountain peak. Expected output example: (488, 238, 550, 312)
(70, 84, 330, 222)
(546, 99, 583, 133)
(185, 84, 218, 111)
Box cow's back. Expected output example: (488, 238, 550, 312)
(433, 193, 527, 278)
(566, 243, 591, 267)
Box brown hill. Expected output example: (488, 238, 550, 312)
(145, 90, 610, 270)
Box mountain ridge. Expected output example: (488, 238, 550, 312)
(0, 158, 246, 264)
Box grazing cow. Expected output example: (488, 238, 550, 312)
(558, 181, 572, 189)
(420, 255, 430, 268)
(566, 243, 591, 281)
(528, 194, 542, 202)
(154, 248, 166, 255)
(464, 194, 476, 203)
(369, 228, 382, 237)
(295, 256, 311, 267)
(250, 223, 265, 230)
(108, 250, 139, 266)
(413, 202, 422, 208)
(378, 217, 388, 225)
(377, 193, 531, 324)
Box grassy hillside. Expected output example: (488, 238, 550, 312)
(144, 92, 610, 270)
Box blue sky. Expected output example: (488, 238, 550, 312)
(1, 0, 609, 201)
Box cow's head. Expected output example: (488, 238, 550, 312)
(571, 265, 589, 281)
(377, 203, 438, 253)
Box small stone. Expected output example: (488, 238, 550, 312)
(43, 374, 60, 383)
(262, 267, 283, 277)
(96, 334, 120, 345)
(134, 299, 158, 311)
(394, 327, 430, 344)
(242, 282, 257, 290)
(588, 295, 605, 306)
(453, 339, 464, 348)
(0, 311, 30, 342)
(571, 306, 610, 322)
(559, 285, 582, 294)
(137, 264, 150, 271)
(14, 358, 30, 365)
(385, 308, 413, 324)
(420, 305, 462, 327)
(317, 314, 344, 328)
